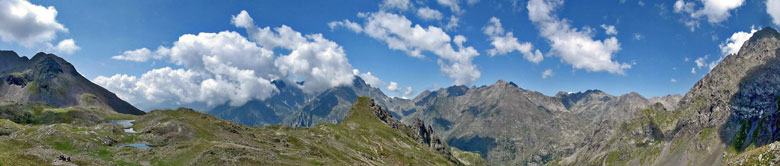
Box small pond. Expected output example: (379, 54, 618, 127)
(109, 120, 136, 133)
(119, 143, 152, 149)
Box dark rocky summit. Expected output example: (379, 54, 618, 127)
(0, 52, 143, 115)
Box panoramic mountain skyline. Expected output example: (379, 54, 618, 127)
(1, 0, 778, 111)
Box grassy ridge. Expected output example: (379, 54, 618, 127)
(0, 97, 484, 165)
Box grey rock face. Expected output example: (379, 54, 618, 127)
(361, 98, 456, 163)
(0, 51, 144, 115)
(399, 80, 672, 165)
(555, 27, 780, 166)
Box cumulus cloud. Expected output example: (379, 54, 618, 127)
(52, 38, 79, 55)
(353, 69, 383, 87)
(331, 11, 481, 85)
(417, 7, 443, 20)
(692, 26, 759, 74)
(670, 78, 677, 83)
(328, 19, 363, 33)
(691, 67, 696, 74)
(600, 24, 618, 35)
(527, 0, 631, 75)
(387, 81, 400, 91)
(673, 0, 744, 31)
(769, 0, 780, 26)
(386, 81, 413, 98)
(483, 17, 543, 63)
(541, 69, 553, 79)
(381, 0, 412, 11)
(100, 10, 356, 110)
(0, 0, 67, 47)
(719, 26, 758, 56)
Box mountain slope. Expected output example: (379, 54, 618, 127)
(399, 80, 674, 165)
(0, 52, 143, 115)
(553, 27, 780, 166)
(0, 97, 485, 165)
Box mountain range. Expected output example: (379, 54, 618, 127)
(3, 27, 780, 165)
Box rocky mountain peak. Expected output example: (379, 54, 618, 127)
(679, 27, 780, 128)
(0, 50, 27, 72)
(748, 26, 780, 44)
(491, 80, 519, 89)
(0, 52, 144, 115)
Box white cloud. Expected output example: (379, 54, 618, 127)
(112, 46, 169, 62)
(695, 56, 707, 68)
(385, 81, 413, 98)
(768, 0, 780, 26)
(600, 24, 618, 35)
(437, 0, 462, 14)
(232, 10, 355, 93)
(353, 69, 383, 87)
(670, 78, 677, 83)
(403, 86, 413, 96)
(381, 0, 412, 11)
(683, 57, 689, 62)
(417, 7, 443, 20)
(691, 67, 696, 74)
(52, 38, 79, 55)
(446, 15, 460, 30)
(719, 26, 758, 56)
(331, 11, 480, 85)
(328, 19, 363, 33)
(483, 17, 543, 63)
(0, 0, 67, 47)
(541, 69, 553, 79)
(527, 0, 631, 75)
(692, 27, 759, 74)
(633, 33, 643, 40)
(100, 10, 356, 110)
(673, 0, 745, 31)
(387, 81, 400, 91)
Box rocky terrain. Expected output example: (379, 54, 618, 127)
(210, 70, 681, 165)
(0, 51, 143, 115)
(550, 27, 780, 166)
(395, 81, 679, 165)
(0, 97, 484, 165)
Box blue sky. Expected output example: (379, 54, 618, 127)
(1, 0, 776, 110)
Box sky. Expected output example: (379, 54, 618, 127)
(1, 0, 778, 111)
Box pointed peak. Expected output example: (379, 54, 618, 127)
(748, 26, 780, 43)
(495, 80, 508, 85)
(622, 91, 645, 98)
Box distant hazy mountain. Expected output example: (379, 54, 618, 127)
(0, 51, 143, 115)
(209, 76, 412, 127)
(554, 27, 780, 165)
(209, 80, 311, 126)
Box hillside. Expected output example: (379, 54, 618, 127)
(0, 97, 484, 165)
(551, 27, 780, 165)
(0, 51, 143, 115)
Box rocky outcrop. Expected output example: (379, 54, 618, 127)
(365, 98, 449, 153)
